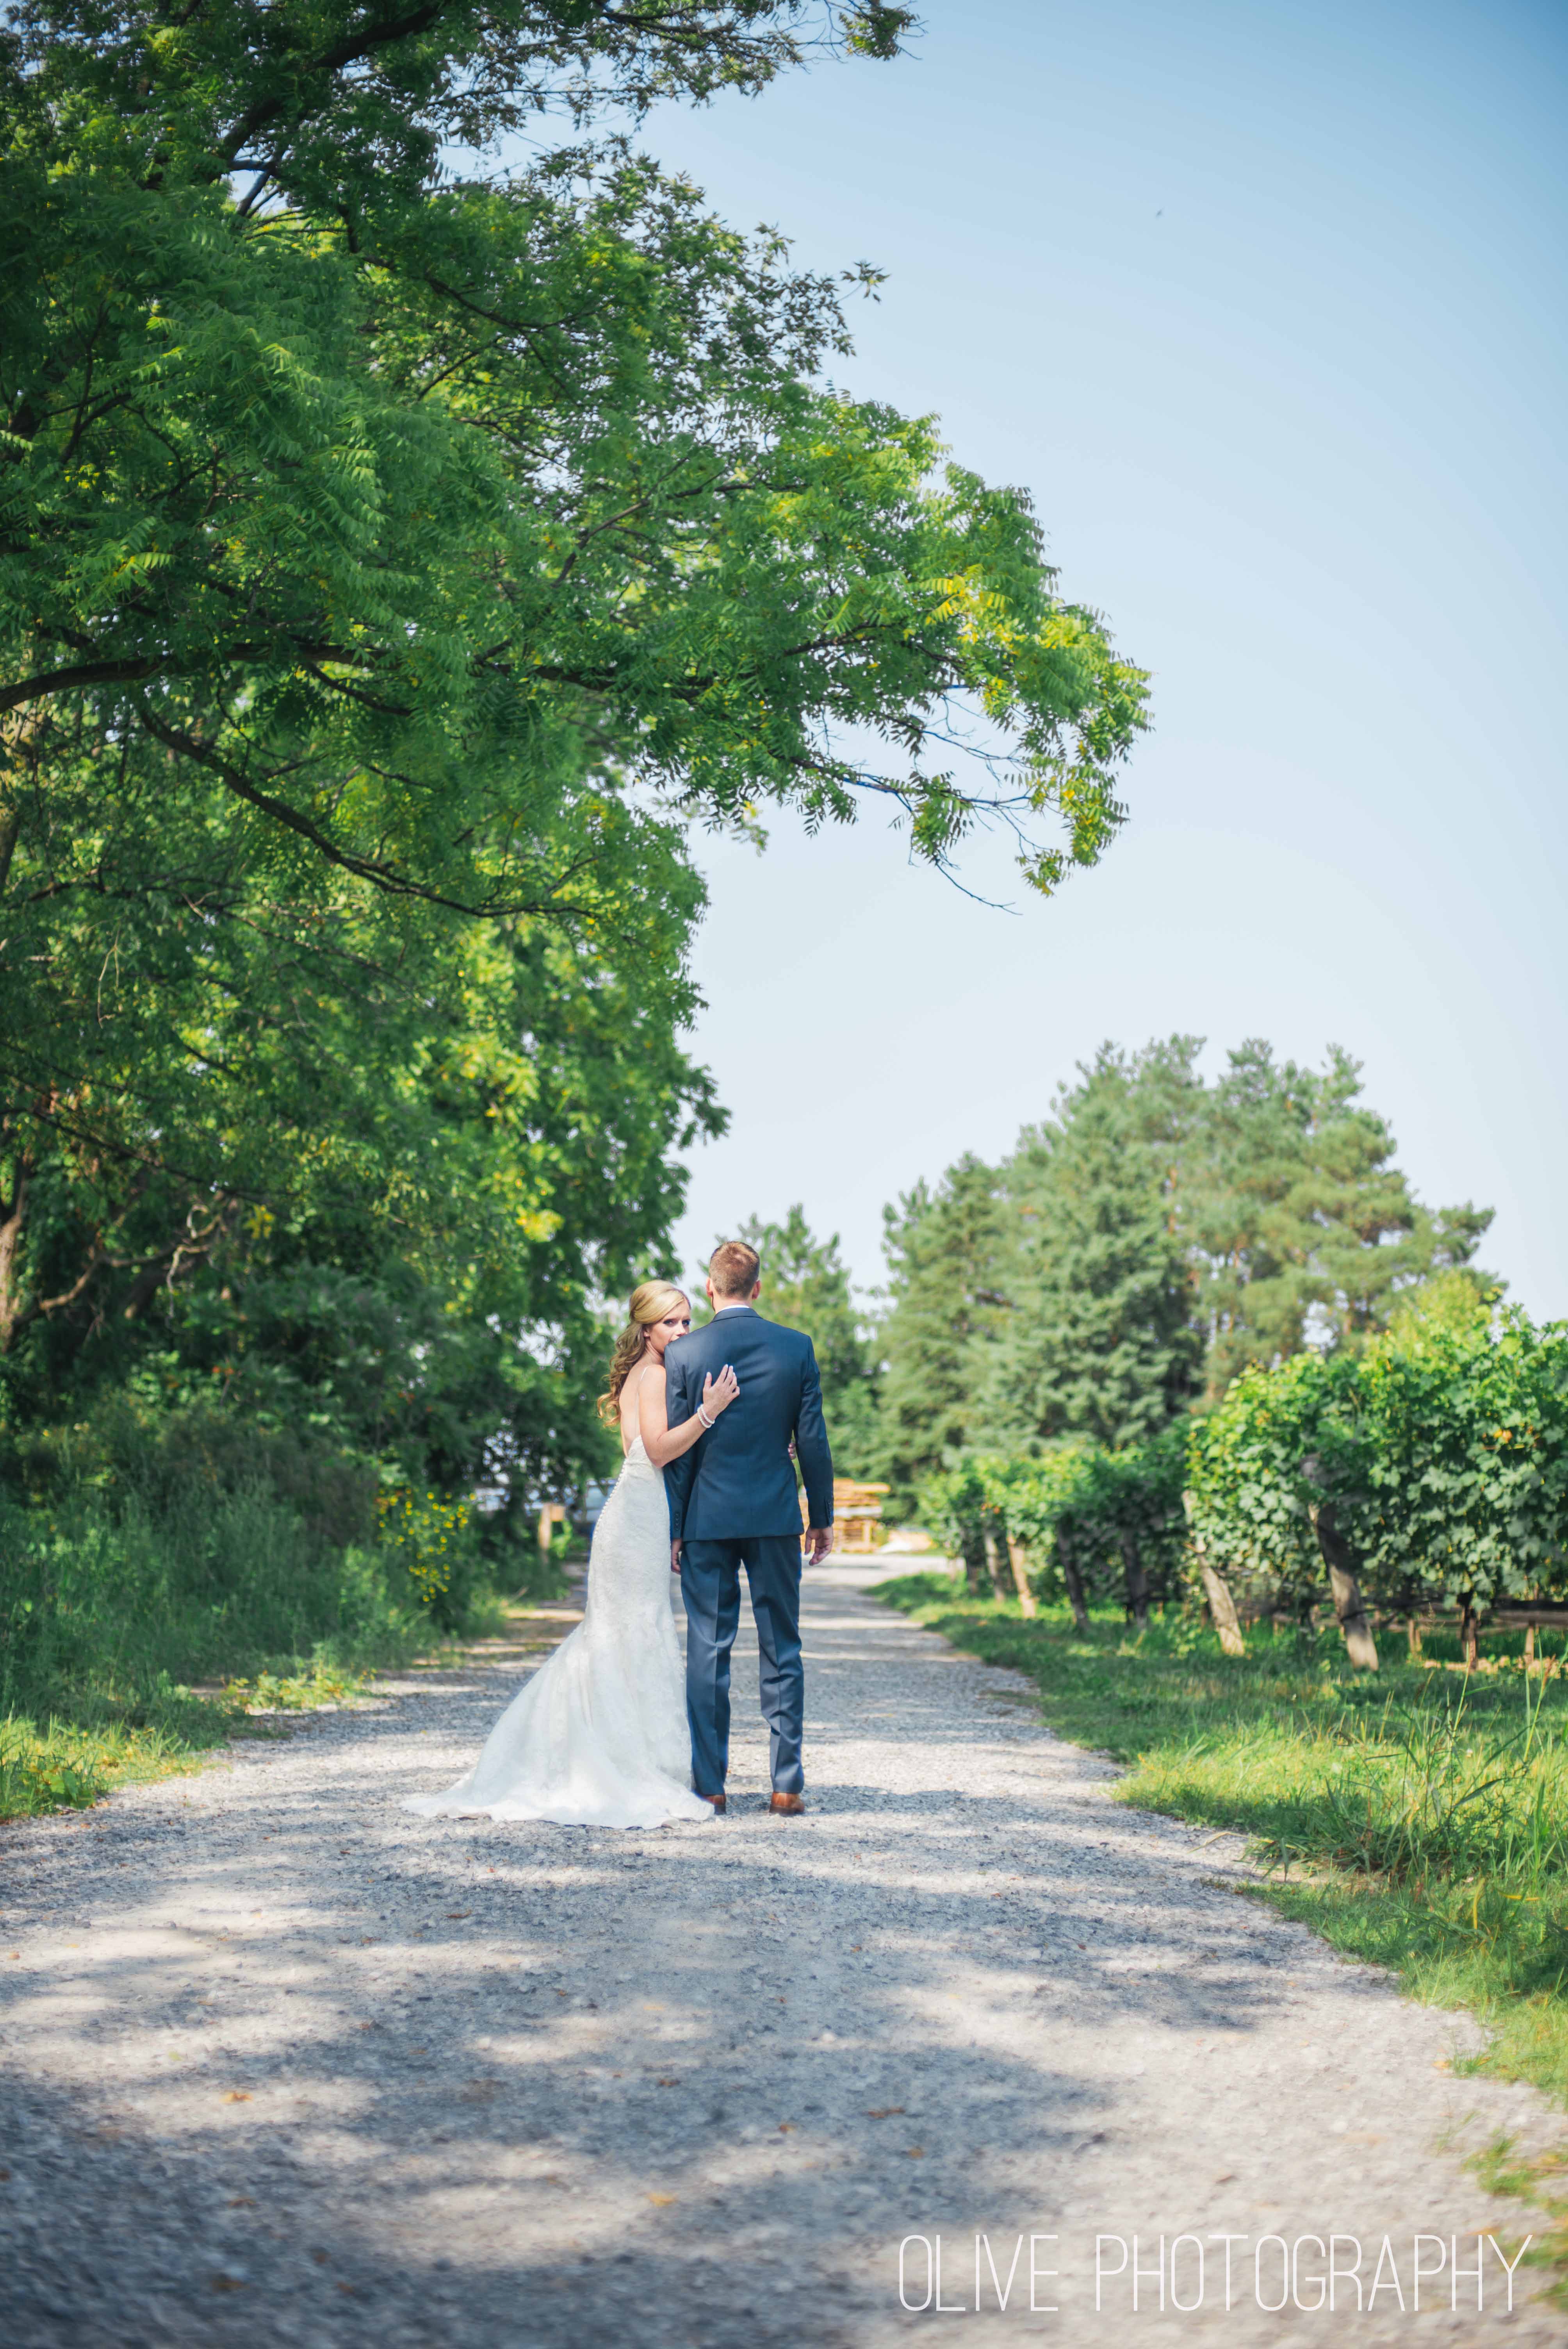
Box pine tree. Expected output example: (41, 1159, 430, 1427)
(854, 1037, 1497, 1516)
(987, 1044, 1204, 1448)
(870, 1156, 1009, 1509)
(1190, 1042, 1495, 1395)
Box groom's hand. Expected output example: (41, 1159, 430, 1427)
(804, 1526, 833, 1566)
(670, 1539, 683, 1574)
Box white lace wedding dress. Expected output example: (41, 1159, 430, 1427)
(403, 1436, 711, 1828)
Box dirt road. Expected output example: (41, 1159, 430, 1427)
(1, 1563, 1560, 2344)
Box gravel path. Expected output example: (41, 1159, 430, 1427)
(2, 1563, 1563, 2345)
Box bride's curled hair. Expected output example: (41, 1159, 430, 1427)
(597, 1281, 689, 1427)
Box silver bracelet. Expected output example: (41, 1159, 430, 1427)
(697, 1403, 714, 1429)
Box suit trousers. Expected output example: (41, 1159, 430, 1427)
(679, 1535, 804, 1797)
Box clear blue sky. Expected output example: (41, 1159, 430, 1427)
(633, 0, 1566, 1314)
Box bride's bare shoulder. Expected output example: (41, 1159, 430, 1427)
(624, 1360, 664, 1431)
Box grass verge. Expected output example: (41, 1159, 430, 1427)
(878, 1572, 1568, 2116)
(0, 1588, 553, 1822)
(0, 1696, 251, 1819)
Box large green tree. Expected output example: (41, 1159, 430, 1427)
(1188, 1041, 1493, 1397)
(1, 0, 1149, 1499)
(870, 1153, 1009, 1509)
(987, 1041, 1204, 1449)
(2, 0, 1147, 911)
(870, 1039, 1495, 1492)
(0, 709, 717, 1506)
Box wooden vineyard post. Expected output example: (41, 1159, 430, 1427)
(1525, 1622, 1536, 1669)
(1307, 1499, 1378, 1672)
(1005, 1537, 1039, 1620)
(1182, 1494, 1245, 1657)
(1197, 1553, 1247, 1657)
(1120, 1531, 1151, 1632)
(1056, 1530, 1090, 1634)
(982, 1526, 1010, 1602)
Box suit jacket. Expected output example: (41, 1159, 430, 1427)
(663, 1308, 834, 1542)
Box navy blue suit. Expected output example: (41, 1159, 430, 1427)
(663, 1308, 834, 1797)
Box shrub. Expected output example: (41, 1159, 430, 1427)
(0, 1474, 419, 1729)
(378, 1486, 494, 1633)
(921, 1309, 1568, 1650)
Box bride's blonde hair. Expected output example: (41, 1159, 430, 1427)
(597, 1281, 689, 1426)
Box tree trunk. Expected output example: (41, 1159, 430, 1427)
(0, 1154, 32, 1355)
(1057, 1533, 1090, 1634)
(960, 1532, 988, 1597)
(0, 799, 18, 899)
(1120, 1531, 1151, 1631)
(0, 688, 53, 899)
(1524, 1622, 1536, 1668)
(981, 1526, 1009, 1602)
(1004, 1536, 1038, 1620)
(1407, 1614, 1423, 1658)
(1181, 1497, 1245, 1655)
(1308, 1500, 1378, 1671)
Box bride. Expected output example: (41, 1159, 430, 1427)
(403, 1282, 739, 1829)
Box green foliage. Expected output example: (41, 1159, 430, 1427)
(0, 743, 715, 1485)
(868, 1037, 1495, 1484)
(988, 1042, 1202, 1447)
(877, 1576, 1568, 2110)
(924, 1308, 1568, 1633)
(916, 1454, 994, 1590)
(2, 3, 1145, 913)
(923, 1426, 1187, 1613)
(378, 1485, 488, 1633)
(870, 1155, 1009, 1512)
(0, 1464, 414, 1728)
(1185, 1311, 1568, 1617)
(1, 1, 1147, 1571)
(0, 1711, 231, 1819)
(1354, 1314, 1568, 1612)
(0, 1390, 523, 1818)
(1182, 1351, 1338, 1610)
(1189, 1041, 1494, 1393)
(1385, 1266, 1497, 1347)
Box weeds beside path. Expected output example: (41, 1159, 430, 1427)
(878, 1568, 1568, 2304)
(0, 1593, 584, 1823)
(877, 1574, 1568, 2105)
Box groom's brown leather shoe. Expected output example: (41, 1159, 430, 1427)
(700, 1793, 727, 1815)
(768, 1792, 805, 1816)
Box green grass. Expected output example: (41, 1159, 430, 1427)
(0, 1450, 560, 1820)
(0, 1658, 405, 1818)
(0, 1702, 254, 1819)
(878, 1571, 1568, 2114)
(0, 1473, 458, 1821)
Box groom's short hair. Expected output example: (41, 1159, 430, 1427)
(709, 1240, 760, 1299)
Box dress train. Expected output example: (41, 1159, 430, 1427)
(402, 1438, 710, 1828)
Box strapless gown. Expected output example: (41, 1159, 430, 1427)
(402, 1437, 711, 1828)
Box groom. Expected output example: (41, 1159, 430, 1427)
(663, 1240, 834, 1816)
